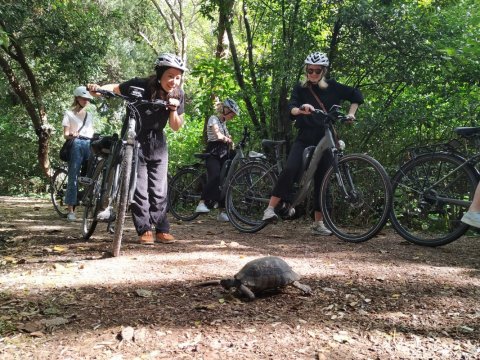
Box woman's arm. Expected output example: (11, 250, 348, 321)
(168, 111, 184, 132)
(210, 123, 232, 143)
(87, 83, 120, 95)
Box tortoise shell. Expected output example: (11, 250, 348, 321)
(234, 256, 300, 292)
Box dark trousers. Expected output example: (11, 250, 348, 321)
(201, 155, 228, 208)
(272, 139, 332, 211)
(131, 141, 169, 235)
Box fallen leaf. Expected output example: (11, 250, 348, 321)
(41, 317, 69, 327)
(120, 326, 134, 341)
(53, 245, 67, 253)
(135, 289, 152, 298)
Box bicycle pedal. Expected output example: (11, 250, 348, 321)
(78, 176, 93, 185)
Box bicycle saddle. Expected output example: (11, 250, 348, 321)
(261, 139, 286, 148)
(454, 127, 480, 137)
(194, 153, 211, 160)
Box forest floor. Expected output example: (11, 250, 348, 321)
(0, 196, 479, 360)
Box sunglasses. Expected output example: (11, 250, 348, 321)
(307, 68, 324, 75)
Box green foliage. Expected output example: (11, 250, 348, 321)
(1, 0, 479, 195)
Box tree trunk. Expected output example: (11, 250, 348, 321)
(0, 44, 51, 178)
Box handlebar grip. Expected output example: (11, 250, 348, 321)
(94, 89, 117, 98)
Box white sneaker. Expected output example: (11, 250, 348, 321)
(262, 206, 278, 221)
(461, 211, 480, 228)
(67, 212, 76, 221)
(217, 211, 229, 222)
(195, 202, 210, 213)
(96, 206, 115, 222)
(312, 221, 332, 236)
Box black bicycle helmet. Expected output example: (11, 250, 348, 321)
(154, 53, 188, 72)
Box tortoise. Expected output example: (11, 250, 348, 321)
(200, 256, 312, 300)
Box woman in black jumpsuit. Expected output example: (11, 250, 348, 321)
(262, 51, 364, 236)
(88, 53, 187, 244)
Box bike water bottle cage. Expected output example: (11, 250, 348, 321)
(219, 159, 232, 181)
(302, 146, 316, 173)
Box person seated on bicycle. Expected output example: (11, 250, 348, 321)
(63, 86, 95, 222)
(87, 53, 187, 245)
(195, 98, 240, 222)
(461, 183, 480, 228)
(262, 51, 364, 235)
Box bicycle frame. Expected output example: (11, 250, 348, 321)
(403, 151, 480, 209)
(291, 126, 338, 208)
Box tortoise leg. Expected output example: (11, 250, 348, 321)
(238, 284, 256, 300)
(291, 281, 312, 295)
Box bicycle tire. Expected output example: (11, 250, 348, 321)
(81, 169, 103, 239)
(321, 153, 392, 243)
(390, 152, 477, 246)
(50, 167, 69, 217)
(225, 161, 277, 233)
(168, 167, 205, 221)
(112, 144, 134, 257)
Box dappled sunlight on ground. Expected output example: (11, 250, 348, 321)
(0, 196, 479, 359)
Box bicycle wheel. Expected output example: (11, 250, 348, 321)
(81, 168, 104, 239)
(390, 153, 477, 246)
(50, 167, 69, 217)
(168, 167, 205, 221)
(225, 161, 277, 233)
(321, 154, 392, 243)
(112, 144, 134, 257)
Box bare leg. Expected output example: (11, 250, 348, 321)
(468, 183, 480, 212)
(268, 196, 281, 208)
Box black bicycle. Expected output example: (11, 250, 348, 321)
(50, 160, 89, 217)
(50, 164, 70, 217)
(390, 127, 480, 247)
(84, 87, 169, 256)
(168, 126, 258, 221)
(225, 105, 392, 243)
(80, 134, 117, 239)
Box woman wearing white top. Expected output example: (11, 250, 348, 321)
(195, 98, 240, 221)
(62, 86, 95, 221)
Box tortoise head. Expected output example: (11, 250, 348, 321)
(220, 278, 236, 289)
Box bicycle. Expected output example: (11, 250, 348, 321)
(50, 164, 70, 217)
(225, 105, 392, 243)
(50, 160, 89, 218)
(168, 126, 258, 221)
(85, 87, 169, 256)
(80, 134, 117, 239)
(389, 127, 480, 247)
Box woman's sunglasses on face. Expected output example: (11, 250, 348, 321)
(307, 68, 324, 75)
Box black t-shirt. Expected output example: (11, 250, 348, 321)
(288, 79, 364, 144)
(118, 77, 185, 136)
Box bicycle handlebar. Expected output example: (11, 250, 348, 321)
(311, 105, 352, 123)
(93, 88, 169, 107)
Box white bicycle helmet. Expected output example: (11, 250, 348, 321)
(73, 86, 93, 99)
(304, 52, 329, 67)
(223, 98, 240, 115)
(154, 53, 188, 72)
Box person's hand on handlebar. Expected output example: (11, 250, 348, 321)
(167, 98, 180, 112)
(293, 104, 315, 115)
(86, 83, 101, 94)
(344, 114, 356, 124)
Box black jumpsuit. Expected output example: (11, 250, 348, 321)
(119, 78, 185, 235)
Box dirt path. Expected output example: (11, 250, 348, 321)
(0, 196, 479, 359)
